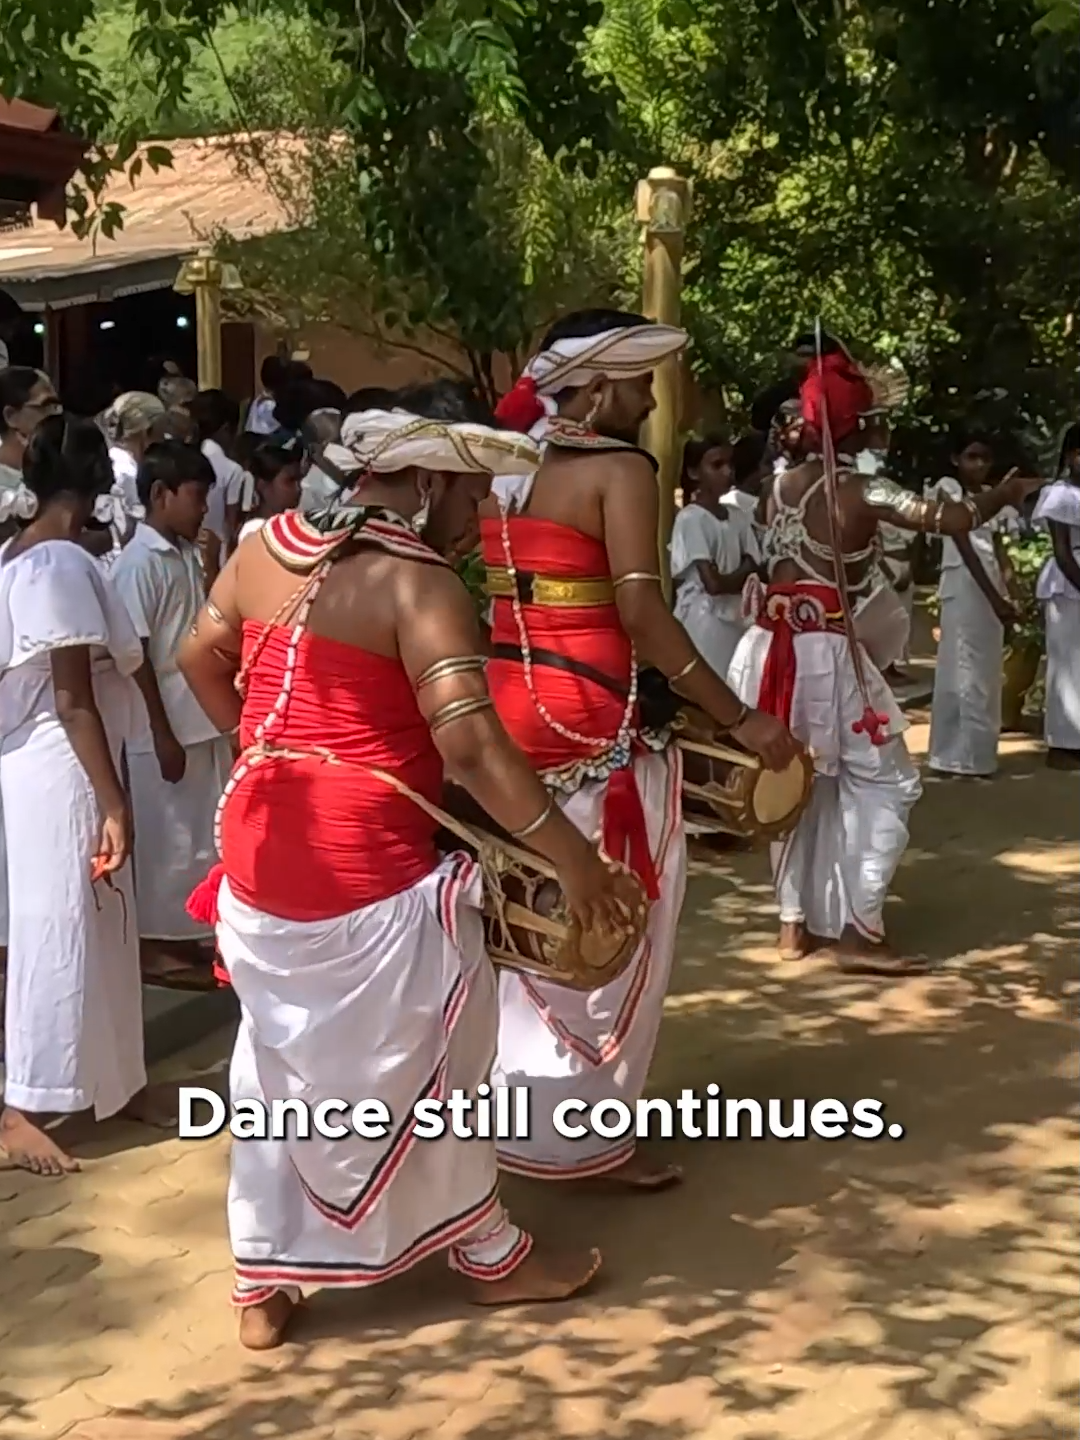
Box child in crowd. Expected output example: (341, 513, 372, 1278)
(112, 441, 232, 986)
(926, 432, 1019, 778)
(1034, 422, 1080, 769)
(237, 444, 302, 544)
(189, 389, 248, 581)
(670, 435, 760, 680)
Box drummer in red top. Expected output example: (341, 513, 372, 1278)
(178, 404, 641, 1350)
(482, 308, 800, 1189)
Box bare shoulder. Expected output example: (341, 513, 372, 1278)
(391, 553, 472, 612)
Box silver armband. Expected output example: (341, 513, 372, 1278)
(864, 473, 925, 524)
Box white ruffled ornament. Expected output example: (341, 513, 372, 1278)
(0, 483, 39, 524)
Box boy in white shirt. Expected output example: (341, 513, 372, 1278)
(190, 389, 250, 582)
(112, 441, 233, 982)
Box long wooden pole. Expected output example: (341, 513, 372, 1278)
(637, 167, 690, 601)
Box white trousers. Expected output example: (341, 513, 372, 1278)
(2, 680, 145, 1118)
(928, 584, 1004, 775)
(492, 749, 686, 1178)
(730, 624, 921, 942)
(218, 856, 529, 1305)
(1044, 596, 1080, 750)
(130, 734, 232, 939)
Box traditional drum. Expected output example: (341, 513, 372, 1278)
(367, 769, 648, 991)
(438, 784, 648, 990)
(673, 707, 814, 843)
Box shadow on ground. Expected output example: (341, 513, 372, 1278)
(1, 732, 1077, 1440)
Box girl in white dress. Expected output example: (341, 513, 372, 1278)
(0, 416, 150, 1175)
(671, 436, 760, 680)
(1034, 423, 1080, 769)
(927, 434, 1019, 777)
(235, 443, 302, 545)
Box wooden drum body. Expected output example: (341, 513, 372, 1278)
(437, 786, 649, 991)
(674, 709, 813, 844)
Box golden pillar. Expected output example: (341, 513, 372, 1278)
(636, 167, 692, 598)
(173, 250, 242, 390)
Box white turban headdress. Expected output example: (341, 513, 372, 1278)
(321, 408, 541, 481)
(493, 321, 688, 432)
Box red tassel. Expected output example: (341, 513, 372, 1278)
(187, 863, 225, 927)
(494, 375, 545, 433)
(602, 768, 660, 901)
(852, 706, 891, 747)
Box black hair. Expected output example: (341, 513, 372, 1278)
(0, 290, 23, 327)
(732, 432, 768, 486)
(680, 433, 728, 502)
(0, 366, 45, 433)
(398, 378, 497, 426)
(189, 388, 240, 444)
(273, 378, 347, 435)
(1057, 422, 1080, 475)
(136, 439, 215, 511)
(539, 308, 651, 353)
(260, 355, 286, 391)
(23, 414, 113, 504)
(345, 386, 399, 415)
(950, 427, 995, 457)
(249, 443, 298, 486)
(792, 329, 842, 355)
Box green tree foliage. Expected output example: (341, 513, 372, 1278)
(4, 0, 1078, 446)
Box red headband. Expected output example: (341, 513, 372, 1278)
(799, 351, 873, 449)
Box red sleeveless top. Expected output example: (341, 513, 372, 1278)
(219, 623, 443, 922)
(480, 516, 636, 770)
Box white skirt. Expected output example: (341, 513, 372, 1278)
(1045, 596, 1080, 750)
(130, 734, 233, 939)
(2, 675, 145, 1118)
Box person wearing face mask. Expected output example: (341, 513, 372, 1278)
(178, 404, 633, 1346)
(484, 309, 800, 1189)
(0, 367, 62, 491)
(671, 435, 760, 680)
(926, 431, 1021, 778)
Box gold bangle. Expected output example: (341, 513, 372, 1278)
(415, 655, 487, 690)
(206, 600, 231, 627)
(717, 701, 750, 735)
(612, 571, 662, 590)
(667, 654, 701, 693)
(428, 696, 494, 733)
(511, 795, 555, 840)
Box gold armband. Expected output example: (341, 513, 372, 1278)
(415, 655, 487, 690)
(428, 696, 494, 733)
(510, 795, 555, 840)
(863, 473, 925, 523)
(667, 654, 701, 695)
(612, 571, 662, 590)
(206, 600, 234, 628)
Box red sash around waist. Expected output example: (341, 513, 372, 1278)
(750, 581, 845, 728)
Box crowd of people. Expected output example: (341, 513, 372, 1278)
(0, 316, 1069, 1351)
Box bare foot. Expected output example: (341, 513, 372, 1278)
(238, 1290, 300, 1350)
(0, 1107, 80, 1176)
(826, 932, 929, 978)
(595, 1151, 683, 1191)
(777, 922, 833, 961)
(122, 1084, 179, 1129)
(469, 1245, 602, 1306)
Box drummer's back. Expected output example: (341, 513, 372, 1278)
(481, 447, 616, 547)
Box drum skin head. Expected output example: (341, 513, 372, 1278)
(752, 753, 812, 824)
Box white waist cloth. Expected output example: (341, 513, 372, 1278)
(728, 627, 921, 942)
(491, 749, 686, 1178)
(130, 735, 233, 939)
(2, 668, 145, 1117)
(1045, 596, 1080, 749)
(927, 571, 1003, 775)
(219, 856, 529, 1303)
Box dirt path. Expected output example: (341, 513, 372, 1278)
(1, 723, 1076, 1440)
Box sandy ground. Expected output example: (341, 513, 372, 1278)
(0, 718, 1077, 1440)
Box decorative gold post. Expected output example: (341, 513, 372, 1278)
(174, 249, 242, 391)
(636, 167, 692, 599)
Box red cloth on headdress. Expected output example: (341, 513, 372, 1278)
(494, 375, 546, 433)
(799, 351, 873, 450)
